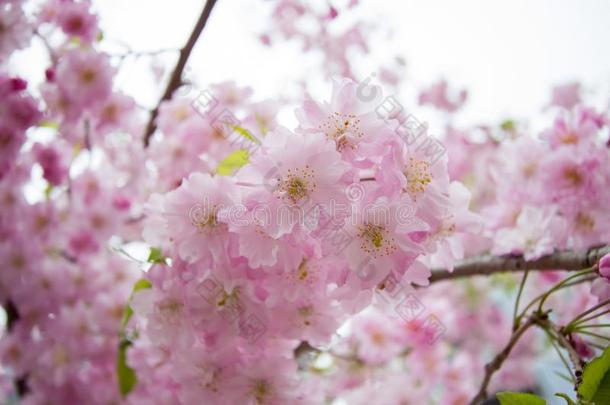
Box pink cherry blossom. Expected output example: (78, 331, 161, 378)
(55, 48, 114, 108)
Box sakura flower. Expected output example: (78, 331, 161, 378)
(229, 355, 304, 405)
(55, 49, 114, 108)
(56, 1, 99, 43)
(239, 127, 351, 239)
(375, 133, 451, 208)
(591, 277, 610, 303)
(0, 3, 32, 61)
(32, 143, 68, 186)
(492, 205, 567, 260)
(418, 79, 468, 113)
(145, 173, 239, 265)
(0, 76, 41, 131)
(567, 205, 610, 250)
(541, 106, 605, 148)
(209, 80, 253, 110)
(295, 77, 388, 162)
(172, 343, 240, 404)
(548, 82, 581, 110)
(491, 135, 546, 204)
(92, 92, 137, 135)
(342, 195, 428, 286)
(156, 97, 203, 134)
(541, 147, 605, 211)
(351, 310, 405, 365)
(0, 126, 25, 179)
(274, 294, 342, 345)
(424, 182, 482, 271)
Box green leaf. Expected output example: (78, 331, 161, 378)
(554, 393, 576, 405)
(496, 392, 546, 405)
(216, 149, 249, 176)
(500, 119, 516, 131)
(229, 124, 260, 144)
(96, 30, 104, 42)
(578, 345, 610, 403)
(117, 339, 137, 396)
(133, 278, 152, 292)
(44, 184, 54, 199)
(39, 121, 59, 129)
(147, 247, 166, 264)
(593, 370, 610, 405)
(119, 279, 152, 331)
(116, 278, 152, 397)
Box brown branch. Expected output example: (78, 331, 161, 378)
(430, 245, 610, 283)
(142, 0, 219, 147)
(468, 313, 540, 405)
(4, 300, 19, 332)
(536, 318, 585, 398)
(34, 29, 58, 64)
(3, 300, 29, 397)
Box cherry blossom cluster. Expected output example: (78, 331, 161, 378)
(259, 0, 368, 81)
(445, 85, 610, 302)
(127, 76, 479, 403)
(309, 81, 610, 404)
(2, 0, 610, 404)
(1, 1, 143, 403)
(315, 282, 539, 404)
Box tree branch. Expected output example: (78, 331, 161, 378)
(3, 300, 29, 397)
(468, 313, 540, 405)
(430, 245, 610, 283)
(142, 0, 219, 147)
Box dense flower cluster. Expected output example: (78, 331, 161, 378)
(128, 77, 476, 404)
(445, 87, 610, 302)
(1, 1, 143, 403)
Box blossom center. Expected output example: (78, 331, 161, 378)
(521, 162, 537, 178)
(252, 379, 273, 403)
(190, 205, 222, 234)
(67, 16, 84, 32)
(297, 260, 308, 281)
(576, 212, 594, 231)
(320, 112, 363, 150)
(563, 167, 583, 187)
(358, 223, 396, 257)
(277, 166, 316, 204)
(371, 331, 386, 346)
(560, 132, 578, 144)
(157, 298, 183, 322)
(403, 158, 432, 197)
(80, 69, 97, 84)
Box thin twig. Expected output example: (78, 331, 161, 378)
(34, 29, 58, 64)
(142, 0, 219, 147)
(3, 301, 29, 397)
(570, 309, 610, 328)
(567, 299, 610, 327)
(468, 313, 539, 404)
(512, 270, 529, 330)
(536, 318, 585, 397)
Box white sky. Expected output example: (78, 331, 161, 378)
(91, 0, 610, 130)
